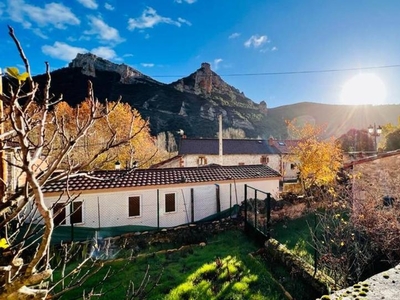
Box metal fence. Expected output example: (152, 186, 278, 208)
(243, 184, 272, 243)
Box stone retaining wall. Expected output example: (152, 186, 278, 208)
(264, 238, 335, 295)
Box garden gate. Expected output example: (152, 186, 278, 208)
(243, 184, 271, 243)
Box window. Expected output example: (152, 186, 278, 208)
(197, 156, 207, 166)
(290, 163, 296, 170)
(128, 196, 141, 217)
(54, 203, 66, 226)
(165, 193, 176, 213)
(53, 201, 83, 226)
(71, 201, 83, 224)
(260, 155, 269, 164)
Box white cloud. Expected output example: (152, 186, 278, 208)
(0, 2, 5, 17)
(104, 3, 114, 11)
(127, 7, 190, 30)
(123, 53, 134, 58)
(84, 15, 124, 43)
(91, 46, 117, 60)
(244, 35, 269, 48)
(42, 42, 87, 61)
(6, 0, 80, 29)
(76, 0, 98, 9)
(229, 32, 240, 39)
(271, 46, 278, 51)
(175, 0, 197, 3)
(177, 17, 192, 26)
(141, 63, 154, 67)
(213, 58, 223, 70)
(32, 28, 48, 39)
(42, 42, 121, 61)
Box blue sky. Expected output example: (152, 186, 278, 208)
(1, 0, 400, 108)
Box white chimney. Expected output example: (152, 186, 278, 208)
(219, 114, 223, 166)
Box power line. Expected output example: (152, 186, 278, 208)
(149, 64, 400, 78)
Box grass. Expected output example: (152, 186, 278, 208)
(52, 230, 287, 300)
(271, 213, 316, 263)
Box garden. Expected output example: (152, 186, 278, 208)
(51, 226, 318, 300)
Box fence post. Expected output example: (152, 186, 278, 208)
(229, 183, 232, 217)
(157, 189, 160, 229)
(266, 193, 271, 239)
(244, 184, 247, 231)
(191, 188, 194, 223)
(254, 190, 258, 230)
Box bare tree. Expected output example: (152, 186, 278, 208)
(0, 26, 143, 299)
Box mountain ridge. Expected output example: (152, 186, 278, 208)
(29, 53, 400, 139)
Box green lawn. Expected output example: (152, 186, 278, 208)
(271, 213, 316, 263)
(52, 230, 287, 300)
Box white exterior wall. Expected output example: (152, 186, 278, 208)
(42, 178, 280, 229)
(183, 154, 281, 172)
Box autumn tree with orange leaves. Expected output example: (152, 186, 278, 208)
(53, 100, 167, 170)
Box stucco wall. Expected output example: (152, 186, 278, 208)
(183, 154, 281, 171)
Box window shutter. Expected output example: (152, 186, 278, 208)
(129, 196, 141, 217)
(71, 201, 83, 224)
(165, 193, 176, 212)
(54, 203, 66, 226)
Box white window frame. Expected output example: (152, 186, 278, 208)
(128, 195, 142, 218)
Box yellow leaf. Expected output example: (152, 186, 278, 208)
(0, 238, 9, 249)
(6, 67, 20, 78)
(6, 67, 29, 82)
(18, 72, 29, 81)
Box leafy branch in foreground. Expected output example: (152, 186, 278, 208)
(0, 26, 146, 299)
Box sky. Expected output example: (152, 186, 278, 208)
(1, 0, 400, 108)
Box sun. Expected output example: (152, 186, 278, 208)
(340, 73, 387, 105)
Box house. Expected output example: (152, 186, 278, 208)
(267, 138, 300, 182)
(153, 138, 281, 170)
(41, 165, 281, 236)
(344, 150, 400, 204)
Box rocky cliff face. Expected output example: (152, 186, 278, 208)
(69, 53, 157, 84)
(170, 63, 264, 130)
(171, 62, 248, 99)
(32, 56, 323, 139)
(32, 54, 400, 140)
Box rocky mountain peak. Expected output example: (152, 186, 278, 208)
(69, 53, 155, 84)
(171, 62, 245, 97)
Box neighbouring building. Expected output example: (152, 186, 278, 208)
(344, 149, 400, 204)
(153, 138, 281, 170)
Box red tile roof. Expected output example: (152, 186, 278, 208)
(343, 149, 400, 169)
(43, 164, 281, 193)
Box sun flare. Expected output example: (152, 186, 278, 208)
(340, 73, 387, 105)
